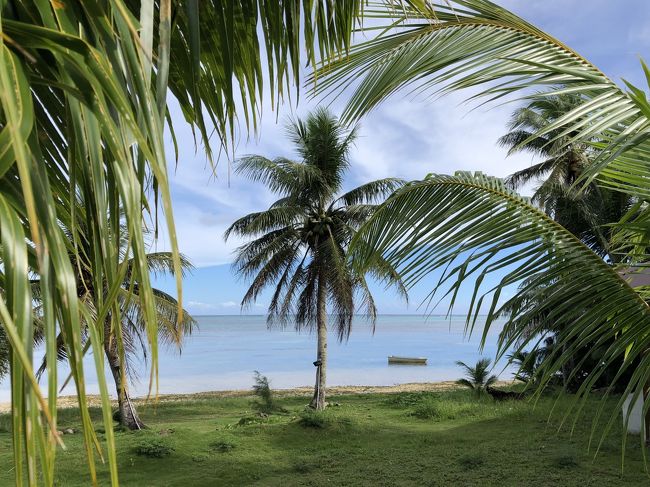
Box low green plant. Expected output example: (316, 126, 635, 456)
(237, 415, 268, 426)
(297, 409, 353, 429)
(252, 371, 286, 414)
(383, 392, 433, 408)
(456, 358, 498, 397)
(134, 438, 175, 458)
(298, 410, 329, 429)
(410, 400, 477, 421)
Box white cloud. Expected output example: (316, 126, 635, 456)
(154, 0, 648, 271)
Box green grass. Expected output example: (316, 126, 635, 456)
(1, 389, 648, 486)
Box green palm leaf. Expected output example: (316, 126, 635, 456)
(312, 1, 649, 206)
(351, 171, 650, 445)
(2, 1, 403, 482)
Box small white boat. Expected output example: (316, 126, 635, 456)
(388, 356, 427, 365)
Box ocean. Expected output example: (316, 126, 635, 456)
(0, 315, 514, 402)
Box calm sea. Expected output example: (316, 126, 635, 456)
(0, 315, 514, 402)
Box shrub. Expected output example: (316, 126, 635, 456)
(297, 409, 353, 429)
(298, 410, 328, 429)
(134, 438, 175, 458)
(252, 371, 285, 414)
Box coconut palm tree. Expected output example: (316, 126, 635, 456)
(225, 108, 406, 410)
(456, 358, 497, 396)
(313, 0, 650, 449)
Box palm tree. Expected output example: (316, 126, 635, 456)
(499, 94, 632, 260)
(314, 0, 650, 449)
(499, 94, 590, 192)
(35, 249, 195, 430)
(225, 109, 406, 410)
(455, 358, 497, 396)
(104, 252, 195, 429)
(26, 211, 196, 430)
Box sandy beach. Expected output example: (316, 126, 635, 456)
(0, 381, 518, 414)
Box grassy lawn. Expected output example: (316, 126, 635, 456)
(0, 388, 648, 486)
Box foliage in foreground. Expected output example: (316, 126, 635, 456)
(315, 0, 650, 449)
(0, 1, 421, 483)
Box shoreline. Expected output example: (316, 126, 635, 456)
(0, 381, 516, 413)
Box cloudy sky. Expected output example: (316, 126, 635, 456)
(152, 0, 650, 315)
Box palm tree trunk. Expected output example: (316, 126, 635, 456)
(310, 269, 328, 410)
(104, 337, 144, 430)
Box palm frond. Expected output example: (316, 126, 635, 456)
(225, 206, 302, 240)
(312, 1, 645, 197)
(233, 156, 325, 196)
(351, 171, 650, 447)
(334, 178, 405, 206)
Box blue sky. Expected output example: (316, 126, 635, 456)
(152, 0, 650, 315)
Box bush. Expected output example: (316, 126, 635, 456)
(252, 371, 285, 414)
(297, 409, 353, 429)
(134, 438, 175, 458)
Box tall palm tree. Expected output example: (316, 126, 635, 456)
(225, 109, 406, 410)
(313, 0, 650, 450)
(455, 358, 497, 397)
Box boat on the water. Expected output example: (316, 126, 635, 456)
(388, 356, 427, 365)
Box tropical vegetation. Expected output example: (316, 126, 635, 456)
(225, 109, 405, 409)
(499, 94, 632, 260)
(0, 1, 431, 483)
(313, 0, 650, 449)
(497, 95, 635, 390)
(1, 0, 649, 484)
(455, 358, 497, 397)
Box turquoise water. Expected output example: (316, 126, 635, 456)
(0, 315, 513, 401)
